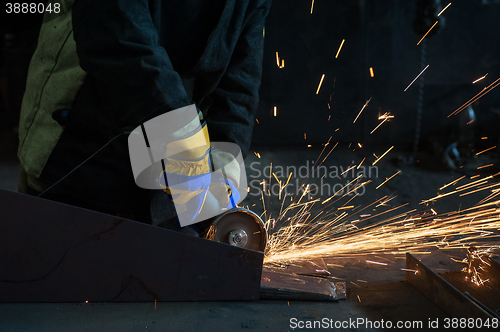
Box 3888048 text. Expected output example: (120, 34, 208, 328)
(6, 3, 61, 14)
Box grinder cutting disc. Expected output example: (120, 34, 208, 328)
(208, 208, 267, 252)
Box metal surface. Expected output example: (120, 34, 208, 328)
(0, 189, 264, 302)
(209, 208, 267, 252)
(406, 253, 499, 326)
(260, 270, 346, 301)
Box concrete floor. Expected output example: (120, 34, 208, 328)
(1, 129, 497, 331)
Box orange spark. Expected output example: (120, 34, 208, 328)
(401, 268, 418, 274)
(369, 67, 374, 77)
(353, 97, 372, 123)
(417, 21, 438, 45)
(316, 74, 325, 94)
(378, 112, 394, 120)
(335, 39, 345, 59)
(477, 164, 493, 170)
(438, 2, 452, 16)
(274, 106, 277, 117)
(476, 146, 496, 155)
(372, 146, 394, 165)
(310, 0, 314, 14)
(456, 176, 494, 190)
(439, 175, 465, 190)
(357, 158, 366, 169)
(473, 73, 488, 84)
(366, 260, 387, 266)
(370, 118, 388, 134)
(376, 170, 401, 189)
(338, 206, 354, 210)
(254, 152, 261, 158)
(449, 78, 500, 117)
(459, 182, 500, 196)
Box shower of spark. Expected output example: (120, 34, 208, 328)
(255, 144, 500, 267)
(457, 246, 494, 286)
(254, 4, 499, 271)
(263, 191, 500, 265)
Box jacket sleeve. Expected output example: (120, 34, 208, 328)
(206, 0, 272, 158)
(71, 0, 192, 129)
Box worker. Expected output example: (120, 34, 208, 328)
(17, 0, 272, 232)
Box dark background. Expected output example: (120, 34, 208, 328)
(1, 0, 500, 153)
(253, 0, 500, 153)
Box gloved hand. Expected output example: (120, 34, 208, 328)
(154, 120, 212, 225)
(128, 104, 248, 228)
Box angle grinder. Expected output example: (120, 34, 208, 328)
(205, 208, 267, 252)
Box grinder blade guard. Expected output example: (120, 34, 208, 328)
(206, 208, 267, 252)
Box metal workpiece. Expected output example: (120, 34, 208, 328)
(0, 189, 263, 302)
(260, 270, 346, 301)
(406, 253, 500, 326)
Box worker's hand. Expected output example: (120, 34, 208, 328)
(129, 105, 248, 227)
(208, 148, 242, 209)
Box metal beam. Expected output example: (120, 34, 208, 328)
(0, 189, 263, 302)
(406, 252, 499, 328)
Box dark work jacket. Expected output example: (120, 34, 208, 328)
(39, 0, 272, 214)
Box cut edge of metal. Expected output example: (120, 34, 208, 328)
(259, 282, 346, 301)
(260, 270, 346, 301)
